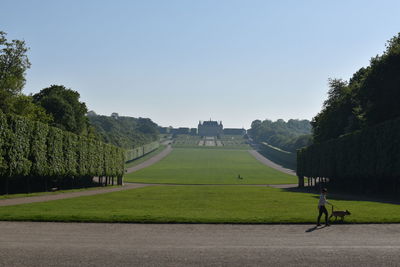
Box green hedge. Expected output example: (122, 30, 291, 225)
(125, 141, 159, 162)
(0, 112, 125, 188)
(259, 142, 296, 170)
(297, 117, 400, 194)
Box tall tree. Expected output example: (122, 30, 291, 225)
(33, 85, 90, 135)
(0, 31, 31, 113)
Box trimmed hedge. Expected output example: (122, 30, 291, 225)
(125, 141, 159, 162)
(297, 117, 400, 194)
(259, 142, 296, 170)
(0, 111, 125, 192)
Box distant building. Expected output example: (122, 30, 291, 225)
(198, 120, 223, 136)
(223, 128, 247, 136)
(177, 127, 190, 135)
(111, 112, 119, 119)
(190, 128, 198, 135)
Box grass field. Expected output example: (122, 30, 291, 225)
(0, 185, 119, 200)
(124, 148, 297, 184)
(125, 145, 167, 169)
(1, 186, 399, 223)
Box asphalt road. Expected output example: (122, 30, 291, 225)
(1, 222, 400, 266)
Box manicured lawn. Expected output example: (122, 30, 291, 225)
(125, 145, 167, 169)
(124, 148, 297, 184)
(0, 186, 399, 223)
(0, 185, 119, 200)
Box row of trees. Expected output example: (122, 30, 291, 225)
(312, 33, 400, 143)
(88, 114, 159, 149)
(0, 111, 125, 194)
(0, 31, 95, 137)
(249, 119, 312, 152)
(125, 141, 160, 162)
(298, 117, 400, 194)
(299, 33, 400, 194)
(0, 31, 129, 193)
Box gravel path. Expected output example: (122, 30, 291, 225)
(0, 183, 152, 207)
(0, 145, 299, 207)
(1, 222, 399, 266)
(0, 146, 174, 207)
(248, 150, 296, 176)
(125, 145, 173, 174)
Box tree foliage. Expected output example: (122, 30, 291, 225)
(311, 33, 400, 143)
(0, 31, 31, 113)
(88, 115, 159, 149)
(0, 111, 125, 192)
(299, 33, 400, 195)
(33, 85, 92, 135)
(298, 117, 400, 194)
(249, 119, 312, 152)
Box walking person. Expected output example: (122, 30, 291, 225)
(317, 188, 332, 226)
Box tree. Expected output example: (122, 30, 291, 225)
(357, 33, 400, 126)
(33, 85, 90, 135)
(311, 78, 355, 143)
(11, 95, 53, 123)
(0, 31, 31, 113)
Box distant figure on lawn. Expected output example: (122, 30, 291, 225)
(317, 188, 332, 226)
(237, 174, 243, 179)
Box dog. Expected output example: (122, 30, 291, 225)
(330, 206, 351, 221)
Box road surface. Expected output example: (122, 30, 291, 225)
(1, 222, 399, 266)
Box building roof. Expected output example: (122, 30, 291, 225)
(202, 121, 219, 126)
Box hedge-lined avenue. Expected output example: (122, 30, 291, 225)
(0, 111, 125, 194)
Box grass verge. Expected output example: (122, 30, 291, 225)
(124, 148, 297, 184)
(0, 185, 119, 200)
(125, 145, 167, 169)
(0, 186, 399, 223)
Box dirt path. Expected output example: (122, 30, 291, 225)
(125, 145, 173, 174)
(0, 184, 153, 207)
(248, 150, 296, 176)
(1, 222, 400, 266)
(0, 146, 174, 207)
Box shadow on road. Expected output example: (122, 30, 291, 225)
(305, 225, 328, 233)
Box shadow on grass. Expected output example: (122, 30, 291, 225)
(282, 186, 400, 205)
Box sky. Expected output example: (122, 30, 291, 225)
(1, 0, 400, 128)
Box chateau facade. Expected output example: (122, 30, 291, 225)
(198, 120, 223, 136)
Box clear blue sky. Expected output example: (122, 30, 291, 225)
(1, 0, 400, 128)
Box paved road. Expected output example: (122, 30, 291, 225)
(1, 222, 400, 266)
(249, 150, 296, 176)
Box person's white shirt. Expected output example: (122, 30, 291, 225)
(318, 194, 330, 206)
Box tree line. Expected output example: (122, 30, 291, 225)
(298, 33, 400, 195)
(0, 30, 159, 149)
(249, 119, 312, 152)
(0, 111, 125, 194)
(0, 30, 150, 193)
(312, 33, 400, 143)
(88, 114, 159, 149)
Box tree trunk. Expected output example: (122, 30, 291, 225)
(298, 176, 304, 188)
(26, 176, 31, 194)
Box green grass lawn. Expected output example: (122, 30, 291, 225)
(1, 185, 399, 223)
(124, 148, 297, 184)
(0, 185, 119, 200)
(125, 145, 167, 169)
